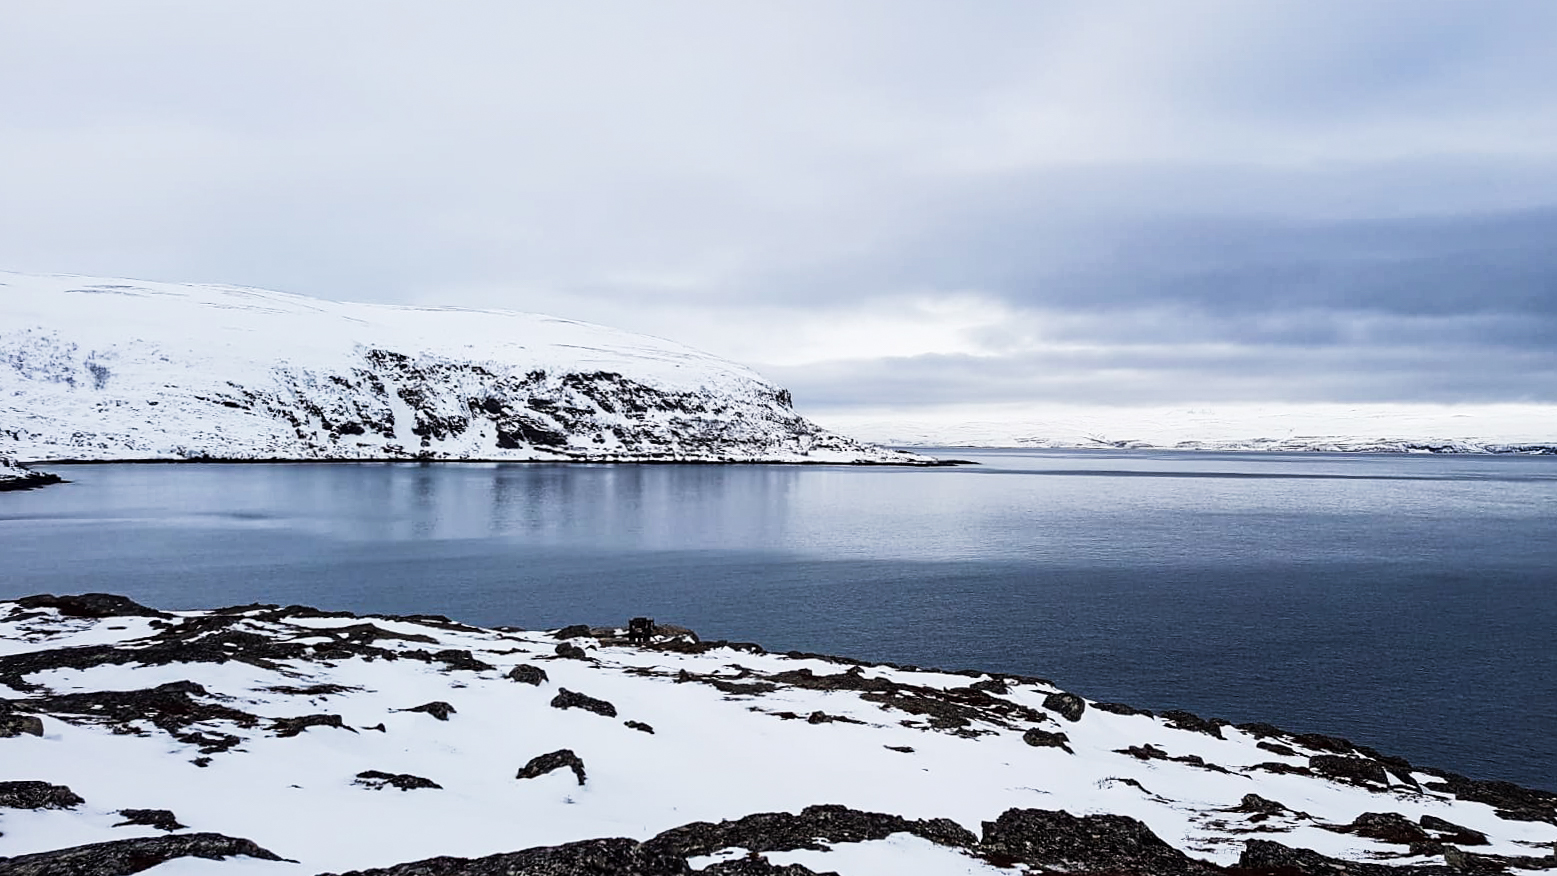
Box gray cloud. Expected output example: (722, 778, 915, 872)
(2, 2, 1555, 415)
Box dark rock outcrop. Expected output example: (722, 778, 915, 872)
(12, 593, 168, 619)
(515, 749, 587, 786)
(270, 714, 354, 737)
(506, 664, 548, 686)
(0, 780, 84, 810)
(1160, 709, 1227, 738)
(550, 688, 617, 718)
(553, 625, 593, 640)
(355, 771, 442, 791)
(1419, 814, 1489, 846)
(978, 808, 1220, 875)
(319, 837, 686, 876)
(113, 809, 186, 831)
(399, 701, 456, 721)
(0, 832, 284, 875)
(1310, 754, 1389, 787)
(1021, 727, 1073, 752)
(554, 642, 588, 660)
(624, 720, 655, 734)
(1042, 692, 1086, 722)
(644, 804, 977, 858)
(0, 712, 44, 738)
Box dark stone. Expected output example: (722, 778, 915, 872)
(1257, 740, 1300, 758)
(1042, 692, 1085, 722)
(1226, 794, 1304, 823)
(1310, 754, 1389, 786)
(644, 804, 976, 858)
(1118, 743, 1171, 761)
(1093, 701, 1154, 717)
(803, 710, 864, 725)
(12, 593, 170, 619)
(1021, 727, 1073, 753)
(354, 770, 442, 791)
(0, 713, 44, 737)
(969, 677, 1008, 695)
(431, 649, 494, 672)
(554, 642, 588, 660)
(506, 664, 548, 685)
(978, 808, 1221, 875)
(884, 745, 914, 753)
(550, 688, 617, 718)
(625, 720, 655, 734)
(516, 749, 587, 785)
(1249, 761, 1312, 776)
(317, 837, 684, 876)
(0, 832, 284, 875)
(554, 624, 593, 639)
(400, 701, 456, 721)
(270, 714, 354, 738)
(0, 780, 85, 810)
(1160, 709, 1227, 738)
(1332, 812, 1431, 845)
(1235, 721, 1285, 738)
(1420, 769, 1557, 825)
(113, 809, 186, 831)
(1239, 838, 1464, 875)
(1419, 814, 1489, 846)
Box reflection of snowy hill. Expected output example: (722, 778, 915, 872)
(0, 272, 922, 464)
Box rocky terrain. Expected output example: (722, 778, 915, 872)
(0, 272, 926, 465)
(2, 594, 1554, 875)
(0, 458, 60, 492)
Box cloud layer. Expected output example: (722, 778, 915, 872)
(3, 2, 1555, 416)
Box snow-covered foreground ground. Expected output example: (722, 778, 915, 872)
(2, 596, 1554, 875)
(0, 272, 924, 465)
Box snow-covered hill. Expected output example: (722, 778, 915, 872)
(2, 595, 1554, 875)
(0, 272, 924, 464)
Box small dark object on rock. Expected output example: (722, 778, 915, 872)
(399, 701, 455, 721)
(507, 664, 548, 685)
(270, 714, 355, 738)
(516, 749, 587, 785)
(0, 713, 44, 738)
(0, 781, 85, 810)
(624, 720, 655, 734)
(627, 616, 654, 645)
(554, 642, 588, 660)
(885, 745, 914, 753)
(354, 770, 442, 791)
(1022, 727, 1073, 752)
(114, 808, 186, 831)
(554, 624, 592, 640)
(13, 593, 170, 619)
(550, 687, 618, 717)
(1042, 692, 1085, 722)
(0, 831, 285, 873)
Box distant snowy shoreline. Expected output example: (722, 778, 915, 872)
(2, 594, 1554, 875)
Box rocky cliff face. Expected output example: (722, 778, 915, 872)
(0, 272, 924, 464)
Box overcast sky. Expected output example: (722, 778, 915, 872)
(4, 2, 1556, 421)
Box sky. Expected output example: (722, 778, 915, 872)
(4, 2, 1556, 435)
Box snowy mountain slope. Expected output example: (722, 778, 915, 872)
(817, 405, 1557, 454)
(0, 272, 925, 464)
(2, 596, 1554, 875)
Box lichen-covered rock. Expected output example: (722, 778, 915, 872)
(1041, 692, 1085, 722)
(554, 642, 588, 661)
(978, 809, 1221, 875)
(515, 749, 587, 786)
(550, 688, 617, 717)
(12, 593, 169, 619)
(0, 712, 44, 738)
(270, 713, 354, 737)
(318, 837, 686, 876)
(506, 664, 548, 685)
(0, 780, 85, 810)
(113, 809, 187, 831)
(400, 701, 456, 721)
(1310, 754, 1389, 786)
(644, 804, 977, 858)
(355, 771, 442, 791)
(1021, 727, 1073, 752)
(0, 832, 284, 875)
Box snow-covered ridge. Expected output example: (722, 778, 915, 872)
(0, 272, 926, 464)
(2, 595, 1554, 875)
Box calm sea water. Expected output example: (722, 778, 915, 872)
(2, 450, 1554, 791)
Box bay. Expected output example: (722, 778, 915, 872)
(2, 449, 1554, 790)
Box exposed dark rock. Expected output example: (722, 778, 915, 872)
(506, 664, 548, 685)
(1257, 740, 1300, 758)
(884, 745, 914, 753)
(1240, 838, 1459, 875)
(1042, 692, 1086, 722)
(515, 749, 587, 786)
(113, 809, 186, 831)
(354, 770, 442, 791)
(0, 713, 44, 737)
(12, 593, 169, 619)
(0, 780, 84, 810)
(644, 804, 977, 858)
(1327, 811, 1432, 845)
(430, 649, 494, 672)
(325, 623, 438, 646)
(1419, 814, 1489, 846)
(12, 682, 260, 741)
(400, 701, 456, 721)
(1161, 709, 1227, 738)
(553, 625, 593, 640)
(1022, 727, 1073, 753)
(624, 720, 655, 734)
(701, 856, 825, 875)
(803, 710, 864, 726)
(0, 832, 284, 875)
(554, 642, 588, 660)
(1310, 754, 1389, 787)
(766, 667, 897, 694)
(1235, 721, 1285, 739)
(270, 714, 355, 738)
(1226, 794, 1307, 823)
(263, 683, 360, 697)
(978, 808, 1220, 875)
(318, 837, 685, 876)
(1094, 701, 1154, 717)
(550, 688, 617, 718)
(1249, 761, 1312, 776)
(969, 677, 1008, 695)
(1420, 769, 1557, 825)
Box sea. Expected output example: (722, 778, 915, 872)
(2, 449, 1554, 791)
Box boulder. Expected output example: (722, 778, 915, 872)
(515, 749, 587, 786)
(506, 664, 548, 685)
(550, 688, 617, 718)
(1041, 692, 1085, 722)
